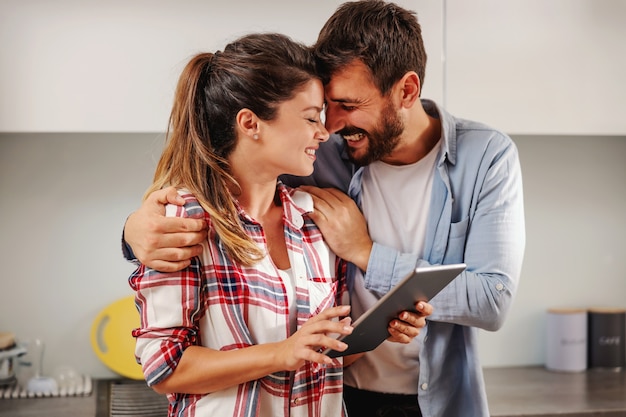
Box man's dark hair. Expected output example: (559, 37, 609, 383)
(315, 0, 427, 96)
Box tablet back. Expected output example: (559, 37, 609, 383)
(325, 263, 466, 358)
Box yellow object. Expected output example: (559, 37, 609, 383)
(90, 295, 144, 380)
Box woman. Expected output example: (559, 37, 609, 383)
(129, 33, 353, 416)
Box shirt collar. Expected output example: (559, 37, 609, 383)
(421, 98, 457, 166)
(279, 183, 312, 230)
(234, 182, 311, 230)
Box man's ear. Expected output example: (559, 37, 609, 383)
(236, 108, 259, 138)
(397, 71, 421, 108)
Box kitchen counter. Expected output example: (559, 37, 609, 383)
(485, 366, 626, 417)
(0, 366, 624, 416)
(0, 389, 96, 417)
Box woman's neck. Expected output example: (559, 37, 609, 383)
(228, 145, 290, 269)
(229, 167, 280, 220)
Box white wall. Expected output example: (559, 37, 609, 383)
(1, 0, 625, 379)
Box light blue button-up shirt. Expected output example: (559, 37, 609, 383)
(283, 99, 525, 417)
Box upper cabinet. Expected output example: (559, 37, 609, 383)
(0, 0, 442, 133)
(444, 0, 626, 135)
(3, 0, 621, 135)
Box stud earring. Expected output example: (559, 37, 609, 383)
(253, 134, 259, 140)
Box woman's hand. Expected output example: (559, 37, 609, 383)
(275, 305, 353, 370)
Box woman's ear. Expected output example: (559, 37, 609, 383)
(236, 108, 260, 139)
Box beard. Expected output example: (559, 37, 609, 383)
(344, 100, 404, 167)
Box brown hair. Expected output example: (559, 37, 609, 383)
(147, 33, 319, 265)
(315, 0, 427, 96)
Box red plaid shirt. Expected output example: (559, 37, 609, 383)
(130, 184, 347, 417)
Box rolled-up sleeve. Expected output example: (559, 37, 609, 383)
(130, 259, 204, 386)
(128, 197, 206, 386)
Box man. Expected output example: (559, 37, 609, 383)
(123, 1, 525, 416)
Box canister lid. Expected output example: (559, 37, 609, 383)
(588, 307, 626, 314)
(547, 307, 587, 314)
(0, 332, 15, 350)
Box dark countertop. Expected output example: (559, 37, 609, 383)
(485, 366, 626, 417)
(0, 366, 624, 417)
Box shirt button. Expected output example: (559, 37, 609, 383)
(421, 383, 428, 391)
(495, 283, 504, 291)
(294, 217, 304, 228)
(292, 397, 300, 405)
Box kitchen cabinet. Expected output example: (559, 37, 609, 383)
(0, 0, 442, 133)
(444, 0, 626, 135)
(2, 1, 623, 134)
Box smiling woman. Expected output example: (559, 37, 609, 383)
(127, 32, 351, 417)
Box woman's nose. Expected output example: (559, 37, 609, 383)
(323, 106, 344, 134)
(317, 124, 330, 142)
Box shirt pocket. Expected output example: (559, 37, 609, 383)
(306, 276, 339, 315)
(445, 216, 469, 263)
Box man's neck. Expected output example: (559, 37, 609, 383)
(381, 111, 441, 166)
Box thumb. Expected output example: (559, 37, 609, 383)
(148, 186, 185, 208)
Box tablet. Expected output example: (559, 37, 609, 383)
(324, 263, 466, 358)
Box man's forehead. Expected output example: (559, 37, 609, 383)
(325, 64, 378, 102)
(329, 62, 372, 84)
(325, 80, 380, 105)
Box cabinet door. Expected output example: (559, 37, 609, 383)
(0, 0, 444, 133)
(445, 0, 626, 135)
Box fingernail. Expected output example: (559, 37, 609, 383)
(418, 302, 424, 310)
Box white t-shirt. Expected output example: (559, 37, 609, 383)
(344, 140, 441, 394)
